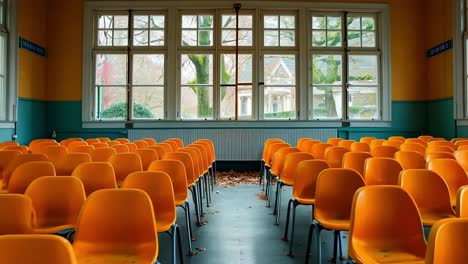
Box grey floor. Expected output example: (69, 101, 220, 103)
(156, 181, 351, 264)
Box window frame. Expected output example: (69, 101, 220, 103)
(455, 0, 467, 122)
(82, 1, 390, 128)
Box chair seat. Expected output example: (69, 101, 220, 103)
(76, 253, 154, 264)
(295, 197, 315, 205)
(280, 178, 294, 186)
(421, 212, 456, 226)
(316, 218, 349, 231)
(156, 219, 176, 233)
(353, 242, 425, 264)
(174, 193, 188, 206)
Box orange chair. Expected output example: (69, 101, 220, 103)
(147, 145, 167, 162)
(124, 142, 138, 152)
(348, 186, 426, 264)
(400, 142, 426, 156)
(369, 139, 385, 150)
(42, 145, 68, 165)
(364, 157, 403, 185)
(114, 138, 130, 144)
(359, 137, 376, 145)
(454, 150, 468, 172)
(425, 152, 454, 162)
(370, 145, 399, 158)
(0, 150, 22, 186)
(310, 143, 333, 159)
(297, 139, 318, 152)
(305, 168, 365, 263)
(133, 140, 149, 149)
(91, 142, 109, 148)
(66, 141, 88, 150)
(268, 147, 301, 199)
(55, 153, 92, 175)
(35, 141, 61, 155)
(195, 139, 216, 185)
(260, 138, 284, 185)
(425, 218, 468, 263)
(28, 139, 57, 154)
(326, 138, 342, 146)
(418, 135, 433, 143)
(71, 162, 117, 197)
(399, 169, 455, 226)
(187, 143, 212, 202)
(108, 153, 143, 185)
(296, 138, 313, 150)
(25, 176, 86, 234)
(141, 137, 157, 146)
(456, 185, 468, 218)
(458, 145, 468, 151)
(90, 147, 116, 162)
(337, 140, 355, 150)
(96, 137, 111, 142)
(111, 144, 129, 153)
(166, 138, 184, 149)
(147, 160, 195, 254)
(342, 152, 372, 178)
(388, 136, 405, 143)
(324, 146, 349, 168)
(2, 153, 49, 190)
(157, 142, 173, 153)
(163, 140, 178, 152)
(0, 194, 34, 235)
(0, 141, 19, 149)
(394, 150, 426, 169)
(59, 138, 83, 147)
(455, 139, 468, 147)
(84, 138, 100, 145)
(136, 148, 158, 170)
(426, 145, 455, 154)
(427, 140, 457, 152)
(283, 160, 329, 256)
(8, 161, 56, 194)
(0, 234, 77, 264)
(106, 140, 121, 147)
(122, 172, 184, 262)
(73, 189, 158, 263)
(382, 140, 402, 149)
(273, 152, 314, 221)
(68, 145, 95, 154)
(3, 145, 29, 154)
(427, 158, 468, 206)
(405, 138, 427, 146)
(264, 142, 291, 194)
(350, 142, 370, 153)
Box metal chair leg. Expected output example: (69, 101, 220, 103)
(273, 180, 282, 216)
(305, 223, 315, 264)
(189, 186, 201, 225)
(288, 201, 299, 256)
(282, 199, 294, 241)
(171, 225, 177, 264)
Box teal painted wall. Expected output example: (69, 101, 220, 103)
(0, 128, 14, 142)
(16, 98, 48, 145)
(425, 97, 456, 139)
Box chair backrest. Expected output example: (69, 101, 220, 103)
(136, 148, 158, 170)
(90, 147, 116, 162)
(166, 138, 184, 149)
(188, 143, 211, 172)
(2, 154, 49, 189)
(314, 168, 365, 225)
(114, 138, 130, 144)
(163, 151, 197, 186)
(350, 142, 370, 153)
(418, 135, 433, 143)
(427, 158, 468, 206)
(33, 141, 60, 154)
(382, 140, 402, 149)
(60, 138, 84, 147)
(8, 161, 56, 194)
(55, 153, 92, 175)
(296, 137, 312, 150)
(426, 218, 468, 263)
(394, 150, 426, 169)
(91, 142, 109, 149)
(133, 140, 149, 149)
(43, 145, 68, 164)
(69, 145, 95, 154)
(108, 153, 143, 184)
(141, 138, 157, 146)
(337, 140, 355, 150)
(146, 145, 167, 161)
(28, 139, 56, 154)
(426, 145, 455, 154)
(455, 140, 468, 147)
(364, 157, 403, 185)
(370, 145, 399, 158)
(0, 235, 77, 264)
(73, 189, 158, 261)
(163, 140, 178, 152)
(111, 144, 129, 153)
(72, 162, 117, 197)
(0, 150, 22, 175)
(3, 145, 29, 154)
(67, 141, 88, 150)
(405, 138, 427, 146)
(122, 171, 176, 231)
(96, 137, 111, 142)
(194, 140, 215, 163)
(310, 143, 333, 160)
(123, 142, 138, 152)
(369, 139, 386, 150)
(301, 139, 321, 153)
(196, 139, 216, 161)
(107, 141, 121, 147)
(147, 160, 188, 203)
(0, 194, 34, 234)
(457, 185, 468, 218)
(324, 146, 349, 168)
(156, 143, 173, 153)
(349, 186, 426, 263)
(265, 143, 291, 167)
(263, 138, 284, 161)
(178, 147, 202, 179)
(25, 176, 86, 229)
(399, 169, 454, 224)
(269, 147, 300, 177)
(326, 137, 342, 146)
(292, 160, 329, 201)
(427, 140, 457, 152)
(400, 142, 426, 156)
(280, 152, 314, 185)
(342, 152, 372, 178)
(454, 150, 468, 172)
(388, 136, 405, 143)
(84, 138, 100, 145)
(359, 137, 376, 145)
(425, 152, 454, 162)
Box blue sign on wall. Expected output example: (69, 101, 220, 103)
(427, 40, 452, 58)
(19, 37, 47, 57)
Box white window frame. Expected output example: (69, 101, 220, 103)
(455, 0, 468, 123)
(82, 1, 390, 129)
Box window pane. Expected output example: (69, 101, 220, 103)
(327, 17, 341, 30)
(280, 30, 295, 46)
(264, 30, 278, 46)
(113, 30, 128, 46)
(98, 30, 113, 46)
(132, 54, 164, 85)
(181, 86, 213, 119)
(349, 55, 378, 85)
(182, 30, 197, 46)
(133, 30, 148, 46)
(222, 30, 252, 46)
(312, 31, 326, 47)
(114, 16, 129, 28)
(362, 17, 375, 30)
(0, 78, 4, 120)
(150, 16, 165, 29)
(280, 16, 295, 29)
(96, 86, 127, 119)
(327, 31, 342, 47)
(264, 16, 278, 29)
(347, 16, 360, 30)
(264, 55, 296, 85)
(312, 86, 342, 119)
(348, 87, 378, 119)
(264, 86, 296, 119)
(134, 16, 148, 28)
(182, 15, 197, 28)
(312, 16, 326, 30)
(220, 54, 252, 84)
(95, 54, 127, 85)
(348, 31, 361, 47)
(312, 55, 342, 85)
(150, 30, 165, 46)
(98, 15, 114, 29)
(198, 30, 213, 46)
(132, 86, 164, 119)
(181, 54, 213, 119)
(220, 86, 252, 119)
(362, 31, 376, 47)
(198, 15, 213, 28)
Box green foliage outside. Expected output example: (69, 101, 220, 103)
(100, 102, 154, 119)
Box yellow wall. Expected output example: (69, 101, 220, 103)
(425, 0, 453, 100)
(29, 0, 431, 102)
(47, 0, 83, 101)
(18, 0, 48, 100)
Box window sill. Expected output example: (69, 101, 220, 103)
(0, 122, 15, 129)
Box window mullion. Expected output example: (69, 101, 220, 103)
(343, 12, 350, 121)
(127, 10, 133, 122)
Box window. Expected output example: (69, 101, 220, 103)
(0, 0, 7, 121)
(83, 2, 390, 126)
(93, 12, 166, 120)
(310, 13, 380, 120)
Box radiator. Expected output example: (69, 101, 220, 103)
(128, 128, 337, 161)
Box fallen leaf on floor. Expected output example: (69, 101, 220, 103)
(216, 170, 260, 186)
(256, 192, 268, 201)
